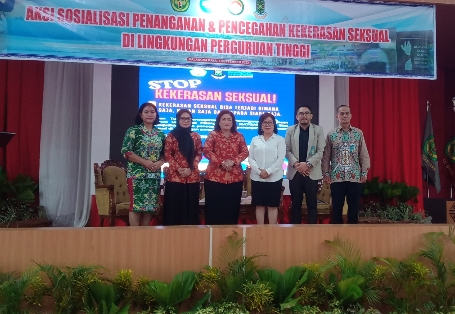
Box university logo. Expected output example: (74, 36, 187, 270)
(171, 0, 190, 12)
(446, 137, 455, 163)
(211, 70, 225, 79)
(228, 0, 244, 16)
(254, 0, 267, 19)
(423, 135, 438, 162)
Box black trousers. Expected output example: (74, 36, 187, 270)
(163, 182, 200, 226)
(204, 179, 243, 225)
(289, 172, 319, 224)
(330, 181, 363, 224)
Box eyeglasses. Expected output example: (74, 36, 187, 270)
(262, 121, 274, 126)
(297, 112, 311, 116)
(180, 117, 192, 121)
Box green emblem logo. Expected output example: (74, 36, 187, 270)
(446, 137, 455, 163)
(211, 70, 225, 79)
(254, 0, 267, 19)
(424, 135, 438, 162)
(171, 0, 190, 12)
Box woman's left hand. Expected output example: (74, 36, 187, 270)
(222, 160, 234, 171)
(259, 169, 269, 179)
(150, 160, 164, 171)
(180, 168, 191, 177)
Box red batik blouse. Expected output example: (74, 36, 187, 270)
(203, 131, 249, 184)
(164, 132, 203, 183)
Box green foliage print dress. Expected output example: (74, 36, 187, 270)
(121, 124, 165, 213)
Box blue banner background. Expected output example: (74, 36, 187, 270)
(0, 0, 436, 79)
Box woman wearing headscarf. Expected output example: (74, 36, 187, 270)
(163, 109, 203, 225)
(203, 110, 249, 225)
(121, 101, 165, 226)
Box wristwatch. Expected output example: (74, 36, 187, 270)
(307, 162, 313, 168)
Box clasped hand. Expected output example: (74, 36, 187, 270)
(258, 169, 269, 179)
(144, 160, 163, 172)
(221, 159, 234, 171)
(178, 168, 191, 177)
(295, 162, 311, 176)
(323, 175, 332, 185)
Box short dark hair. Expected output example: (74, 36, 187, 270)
(135, 102, 160, 126)
(258, 113, 278, 135)
(337, 105, 350, 112)
(296, 105, 313, 114)
(214, 110, 238, 132)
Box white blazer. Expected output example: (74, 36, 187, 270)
(285, 123, 325, 180)
(248, 134, 285, 182)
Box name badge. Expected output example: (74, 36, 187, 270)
(309, 146, 315, 155)
(148, 143, 159, 161)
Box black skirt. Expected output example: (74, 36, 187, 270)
(251, 179, 283, 207)
(163, 181, 200, 226)
(204, 179, 243, 225)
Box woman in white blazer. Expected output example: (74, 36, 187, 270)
(248, 113, 286, 224)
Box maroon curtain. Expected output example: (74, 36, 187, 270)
(0, 60, 44, 182)
(349, 77, 424, 210)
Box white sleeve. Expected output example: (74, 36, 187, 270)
(248, 137, 261, 175)
(265, 137, 286, 175)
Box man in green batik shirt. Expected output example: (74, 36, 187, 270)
(322, 105, 370, 224)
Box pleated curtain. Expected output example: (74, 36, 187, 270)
(39, 62, 94, 227)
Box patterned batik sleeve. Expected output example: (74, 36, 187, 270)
(321, 133, 332, 177)
(234, 134, 249, 165)
(359, 133, 371, 177)
(203, 132, 222, 167)
(164, 134, 180, 172)
(121, 127, 136, 159)
(159, 131, 166, 160)
(193, 133, 203, 170)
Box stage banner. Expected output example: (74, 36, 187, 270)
(0, 0, 436, 79)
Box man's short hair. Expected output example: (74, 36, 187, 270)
(296, 105, 313, 114)
(337, 105, 350, 112)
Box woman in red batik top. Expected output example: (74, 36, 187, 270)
(163, 109, 202, 225)
(203, 110, 249, 225)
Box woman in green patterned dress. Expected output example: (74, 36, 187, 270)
(121, 102, 165, 226)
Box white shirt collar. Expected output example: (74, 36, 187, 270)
(261, 133, 277, 141)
